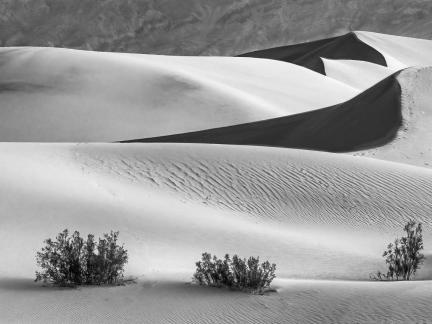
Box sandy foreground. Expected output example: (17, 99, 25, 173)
(1, 278, 432, 323)
(0, 142, 431, 323)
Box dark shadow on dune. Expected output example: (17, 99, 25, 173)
(416, 254, 432, 280)
(0, 278, 50, 292)
(0, 82, 53, 93)
(238, 32, 387, 74)
(120, 73, 402, 153)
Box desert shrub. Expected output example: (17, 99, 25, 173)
(35, 229, 128, 286)
(372, 220, 425, 281)
(193, 252, 276, 294)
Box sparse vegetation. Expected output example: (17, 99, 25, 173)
(193, 252, 276, 294)
(35, 229, 128, 286)
(372, 220, 425, 281)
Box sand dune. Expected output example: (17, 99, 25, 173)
(1, 143, 432, 280)
(1, 142, 432, 322)
(2, 30, 432, 323)
(241, 31, 432, 73)
(356, 31, 432, 69)
(322, 58, 395, 90)
(1, 279, 431, 323)
(355, 67, 432, 168)
(123, 74, 402, 152)
(0, 47, 359, 142)
(240, 32, 387, 74)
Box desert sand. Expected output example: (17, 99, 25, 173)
(0, 47, 358, 142)
(1, 31, 432, 323)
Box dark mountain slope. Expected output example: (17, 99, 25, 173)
(1, 0, 432, 56)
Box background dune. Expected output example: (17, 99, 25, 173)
(322, 58, 395, 90)
(126, 33, 432, 169)
(240, 32, 387, 74)
(0, 47, 358, 142)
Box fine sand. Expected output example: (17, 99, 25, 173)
(0, 47, 358, 142)
(0, 142, 432, 323)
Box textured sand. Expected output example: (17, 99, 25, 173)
(354, 67, 432, 168)
(1, 142, 432, 322)
(1, 143, 431, 281)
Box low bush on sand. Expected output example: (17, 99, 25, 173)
(372, 220, 425, 281)
(193, 252, 276, 294)
(35, 229, 128, 286)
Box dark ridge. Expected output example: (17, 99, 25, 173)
(120, 73, 402, 153)
(239, 32, 387, 74)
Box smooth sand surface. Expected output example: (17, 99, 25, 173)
(356, 31, 432, 69)
(1, 278, 431, 323)
(322, 58, 395, 90)
(0, 47, 358, 142)
(240, 32, 387, 74)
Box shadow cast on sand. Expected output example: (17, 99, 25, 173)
(0, 277, 50, 292)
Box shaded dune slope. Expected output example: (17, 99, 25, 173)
(122, 74, 402, 153)
(354, 67, 432, 168)
(239, 32, 387, 74)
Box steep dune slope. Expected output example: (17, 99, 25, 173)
(240, 32, 387, 74)
(355, 67, 432, 168)
(241, 31, 432, 75)
(0, 47, 358, 142)
(1, 143, 432, 281)
(322, 58, 395, 90)
(123, 74, 402, 152)
(356, 31, 432, 69)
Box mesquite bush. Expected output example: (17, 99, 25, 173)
(372, 220, 425, 281)
(35, 229, 128, 286)
(193, 252, 276, 293)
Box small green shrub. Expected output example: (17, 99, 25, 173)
(35, 229, 128, 286)
(193, 252, 276, 294)
(372, 220, 425, 281)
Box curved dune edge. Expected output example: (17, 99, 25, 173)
(322, 58, 396, 91)
(355, 31, 432, 69)
(239, 32, 387, 74)
(0, 47, 359, 142)
(121, 73, 402, 153)
(353, 66, 432, 168)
